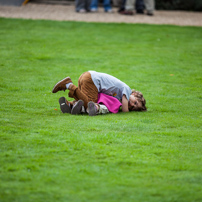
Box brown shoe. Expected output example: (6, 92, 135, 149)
(147, 12, 154, 16)
(59, 97, 71, 113)
(71, 100, 84, 115)
(119, 10, 134, 15)
(52, 77, 72, 93)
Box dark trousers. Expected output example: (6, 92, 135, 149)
(119, 0, 145, 12)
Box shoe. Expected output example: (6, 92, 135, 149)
(90, 8, 98, 12)
(147, 12, 153, 16)
(59, 97, 71, 113)
(136, 9, 144, 14)
(119, 10, 134, 15)
(78, 9, 87, 13)
(105, 9, 112, 13)
(71, 100, 84, 115)
(88, 101, 97, 116)
(52, 77, 72, 93)
(118, 8, 125, 13)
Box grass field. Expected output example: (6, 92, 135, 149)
(0, 17, 202, 202)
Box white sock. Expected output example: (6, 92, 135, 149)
(66, 83, 73, 89)
(81, 106, 85, 113)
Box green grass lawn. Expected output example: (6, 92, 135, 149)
(0, 17, 202, 202)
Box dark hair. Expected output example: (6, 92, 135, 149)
(131, 89, 147, 112)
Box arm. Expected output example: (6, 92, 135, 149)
(121, 95, 129, 112)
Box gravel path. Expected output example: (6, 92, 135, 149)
(0, 2, 202, 26)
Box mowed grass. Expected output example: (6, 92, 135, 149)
(0, 17, 202, 202)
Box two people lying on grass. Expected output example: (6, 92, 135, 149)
(52, 71, 147, 116)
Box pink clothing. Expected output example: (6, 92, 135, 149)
(97, 93, 122, 113)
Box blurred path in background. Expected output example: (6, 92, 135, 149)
(0, 2, 202, 26)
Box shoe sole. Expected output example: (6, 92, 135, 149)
(59, 97, 71, 113)
(88, 101, 97, 116)
(52, 77, 71, 93)
(71, 100, 84, 115)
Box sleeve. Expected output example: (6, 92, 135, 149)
(122, 86, 132, 100)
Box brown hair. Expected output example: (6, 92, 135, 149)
(130, 89, 147, 112)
